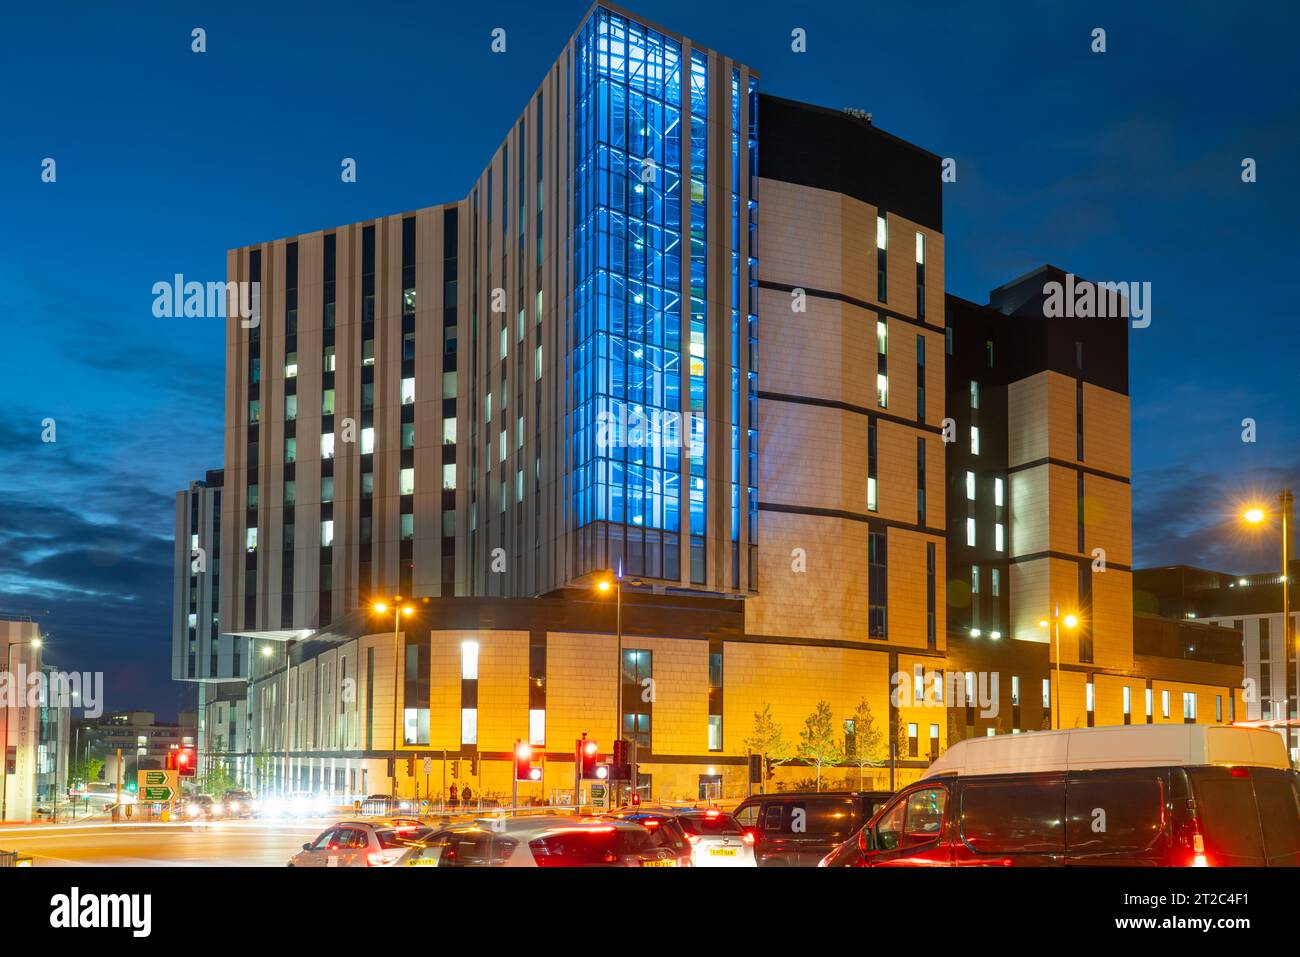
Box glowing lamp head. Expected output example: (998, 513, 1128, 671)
(372, 601, 389, 615)
(595, 765, 609, 780)
(401, 606, 414, 617)
(1244, 507, 1266, 525)
(596, 579, 613, 594)
(1038, 619, 1050, 629)
(30, 638, 41, 649)
(584, 741, 598, 756)
(516, 743, 532, 760)
(1063, 614, 1079, 629)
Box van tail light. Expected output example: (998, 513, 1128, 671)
(1176, 801, 1212, 867)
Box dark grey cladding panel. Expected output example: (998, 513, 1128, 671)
(757, 94, 942, 232)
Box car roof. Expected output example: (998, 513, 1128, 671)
(923, 724, 1291, 778)
(747, 791, 883, 800)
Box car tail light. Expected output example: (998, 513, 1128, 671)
(741, 830, 756, 846)
(367, 852, 386, 867)
(705, 809, 720, 819)
(686, 834, 702, 846)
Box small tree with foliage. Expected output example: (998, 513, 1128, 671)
(70, 756, 105, 787)
(845, 698, 887, 789)
(744, 703, 793, 791)
(797, 700, 845, 791)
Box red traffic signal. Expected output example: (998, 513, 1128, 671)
(173, 746, 197, 777)
(580, 739, 600, 779)
(514, 741, 536, 782)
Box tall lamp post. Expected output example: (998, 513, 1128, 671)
(1038, 607, 1078, 730)
(595, 569, 644, 804)
(371, 599, 414, 801)
(1244, 491, 1295, 758)
(1, 635, 41, 821)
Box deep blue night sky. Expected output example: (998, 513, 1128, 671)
(1, 0, 1296, 716)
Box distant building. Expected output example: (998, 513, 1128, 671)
(77, 711, 196, 786)
(1136, 562, 1299, 757)
(1, 616, 70, 821)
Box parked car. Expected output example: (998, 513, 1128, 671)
(734, 790, 893, 866)
(396, 815, 679, 867)
(820, 723, 1300, 867)
(288, 820, 434, 867)
(608, 805, 755, 867)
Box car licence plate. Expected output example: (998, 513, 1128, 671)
(710, 847, 738, 857)
(642, 859, 677, 867)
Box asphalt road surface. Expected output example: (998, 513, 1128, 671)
(0, 819, 331, 866)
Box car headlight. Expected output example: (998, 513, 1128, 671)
(187, 806, 200, 817)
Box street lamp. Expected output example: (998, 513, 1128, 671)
(594, 568, 644, 805)
(1038, 607, 1078, 730)
(371, 598, 415, 800)
(1, 635, 41, 822)
(1243, 491, 1295, 757)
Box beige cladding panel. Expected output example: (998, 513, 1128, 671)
(758, 402, 867, 513)
(546, 632, 618, 747)
(1091, 568, 1134, 671)
(1010, 464, 1050, 557)
(757, 287, 871, 409)
(626, 636, 710, 755)
(722, 641, 893, 755)
(1084, 474, 1132, 568)
(746, 511, 869, 642)
(1007, 374, 1049, 467)
(1083, 384, 1131, 477)
(756, 178, 845, 292)
(471, 630, 530, 751)
(887, 527, 942, 649)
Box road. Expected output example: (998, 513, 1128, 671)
(0, 819, 331, 866)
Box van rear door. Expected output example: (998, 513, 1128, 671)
(1247, 768, 1300, 867)
(951, 773, 1066, 866)
(1185, 767, 1267, 866)
(1063, 770, 1167, 865)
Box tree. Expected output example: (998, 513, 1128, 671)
(845, 698, 887, 789)
(202, 763, 235, 798)
(70, 756, 105, 787)
(744, 703, 793, 790)
(797, 700, 845, 791)
(253, 750, 273, 792)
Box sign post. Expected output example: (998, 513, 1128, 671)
(137, 769, 179, 804)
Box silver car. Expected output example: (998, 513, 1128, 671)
(610, 805, 757, 867)
(288, 820, 433, 868)
(394, 815, 679, 867)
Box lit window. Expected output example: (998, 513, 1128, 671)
(994, 477, 1004, 507)
(443, 417, 457, 445)
(965, 471, 975, 500)
(401, 377, 415, 405)
(499, 430, 507, 463)
(995, 523, 1005, 552)
(461, 641, 479, 680)
(915, 232, 925, 265)
(500, 326, 507, 360)
(1183, 692, 1196, 720)
(245, 528, 257, 551)
(970, 426, 980, 455)
(535, 345, 543, 380)
(361, 427, 375, 455)
(1042, 679, 1051, 709)
(517, 415, 524, 450)
(876, 319, 888, 355)
(323, 346, 335, 372)
(516, 469, 523, 502)
(867, 477, 877, 512)
(1161, 690, 1170, 719)
(1146, 688, 1153, 717)
(400, 467, 414, 496)
(285, 353, 298, 378)
(876, 373, 889, 408)
(285, 394, 297, 421)
(876, 214, 887, 250)
(362, 340, 375, 366)
(320, 476, 333, 503)
(442, 371, 457, 400)
(400, 513, 413, 541)
(970, 380, 979, 409)
(1011, 676, 1020, 706)
(966, 518, 976, 547)
(321, 389, 335, 415)
(708, 715, 723, 751)
(321, 433, 335, 459)
(1086, 682, 1095, 712)
(529, 709, 545, 747)
(461, 708, 477, 745)
(1123, 687, 1131, 715)
(284, 436, 296, 463)
(320, 520, 333, 547)
(442, 463, 456, 491)
(247, 400, 259, 424)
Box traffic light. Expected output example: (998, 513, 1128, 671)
(748, 754, 762, 784)
(405, 756, 415, 777)
(176, 746, 196, 778)
(514, 741, 542, 782)
(469, 757, 478, 776)
(613, 739, 630, 780)
(580, 738, 599, 779)
(451, 760, 461, 777)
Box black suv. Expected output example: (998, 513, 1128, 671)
(734, 790, 893, 866)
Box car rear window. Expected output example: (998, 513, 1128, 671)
(529, 828, 657, 866)
(678, 813, 743, 836)
(770, 799, 859, 837)
(960, 777, 1065, 854)
(377, 826, 433, 848)
(1253, 769, 1300, 865)
(1065, 773, 1164, 853)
